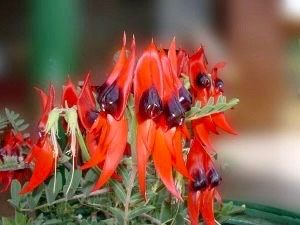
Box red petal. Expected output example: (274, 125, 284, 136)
(93, 115, 128, 190)
(136, 119, 155, 198)
(186, 139, 206, 177)
(187, 191, 201, 225)
(152, 128, 182, 200)
(106, 32, 127, 85)
(189, 47, 208, 90)
(212, 113, 237, 135)
(160, 49, 176, 101)
(114, 36, 136, 120)
(168, 37, 178, 78)
(192, 119, 214, 150)
(77, 73, 96, 130)
(81, 115, 110, 169)
(202, 189, 216, 225)
(134, 41, 164, 114)
(177, 49, 189, 76)
(20, 138, 54, 194)
(34, 87, 48, 111)
(211, 62, 226, 80)
(165, 128, 191, 179)
(0, 171, 13, 192)
(62, 78, 78, 108)
(36, 85, 55, 130)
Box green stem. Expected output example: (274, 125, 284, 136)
(20, 188, 110, 212)
(123, 107, 138, 225)
(76, 129, 90, 162)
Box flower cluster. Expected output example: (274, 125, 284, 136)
(0, 130, 31, 192)
(16, 33, 237, 224)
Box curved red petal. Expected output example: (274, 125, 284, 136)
(106, 33, 127, 85)
(0, 171, 13, 192)
(211, 62, 226, 80)
(177, 49, 189, 76)
(202, 189, 216, 225)
(192, 119, 214, 150)
(165, 128, 191, 179)
(93, 115, 128, 190)
(187, 191, 201, 225)
(168, 37, 178, 78)
(62, 79, 78, 108)
(136, 122, 150, 198)
(34, 87, 48, 111)
(20, 139, 54, 194)
(189, 47, 208, 90)
(136, 119, 155, 198)
(134, 42, 164, 116)
(114, 36, 136, 120)
(81, 115, 109, 169)
(77, 73, 96, 130)
(36, 85, 55, 130)
(152, 128, 182, 200)
(186, 139, 206, 177)
(212, 113, 237, 135)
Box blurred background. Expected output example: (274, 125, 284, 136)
(0, 0, 300, 216)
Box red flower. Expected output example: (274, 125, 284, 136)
(80, 34, 136, 191)
(134, 39, 191, 200)
(35, 85, 55, 131)
(20, 136, 54, 194)
(20, 86, 57, 194)
(0, 131, 31, 192)
(187, 138, 221, 225)
(210, 63, 237, 135)
(77, 73, 97, 131)
(189, 47, 236, 150)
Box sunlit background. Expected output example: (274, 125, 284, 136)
(0, 0, 300, 216)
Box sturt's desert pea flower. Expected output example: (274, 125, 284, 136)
(81, 33, 136, 191)
(11, 36, 237, 225)
(134, 39, 192, 200)
(0, 131, 31, 192)
(189, 47, 236, 151)
(20, 86, 57, 194)
(186, 138, 222, 225)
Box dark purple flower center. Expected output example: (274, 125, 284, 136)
(192, 169, 208, 191)
(178, 87, 192, 111)
(196, 73, 211, 88)
(87, 110, 99, 125)
(97, 82, 120, 116)
(139, 86, 163, 119)
(214, 78, 224, 92)
(165, 96, 185, 128)
(207, 168, 222, 187)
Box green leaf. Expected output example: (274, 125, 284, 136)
(14, 211, 27, 225)
(10, 180, 21, 207)
(108, 207, 125, 225)
(173, 213, 185, 225)
(186, 97, 239, 121)
(5, 108, 29, 133)
(159, 201, 172, 222)
(45, 171, 63, 204)
(42, 219, 63, 225)
(1, 217, 14, 225)
(32, 184, 44, 206)
(110, 180, 126, 205)
(128, 205, 156, 220)
(82, 169, 98, 194)
(63, 169, 82, 199)
(118, 165, 130, 188)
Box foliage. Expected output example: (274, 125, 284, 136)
(1, 101, 300, 224)
(0, 99, 245, 225)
